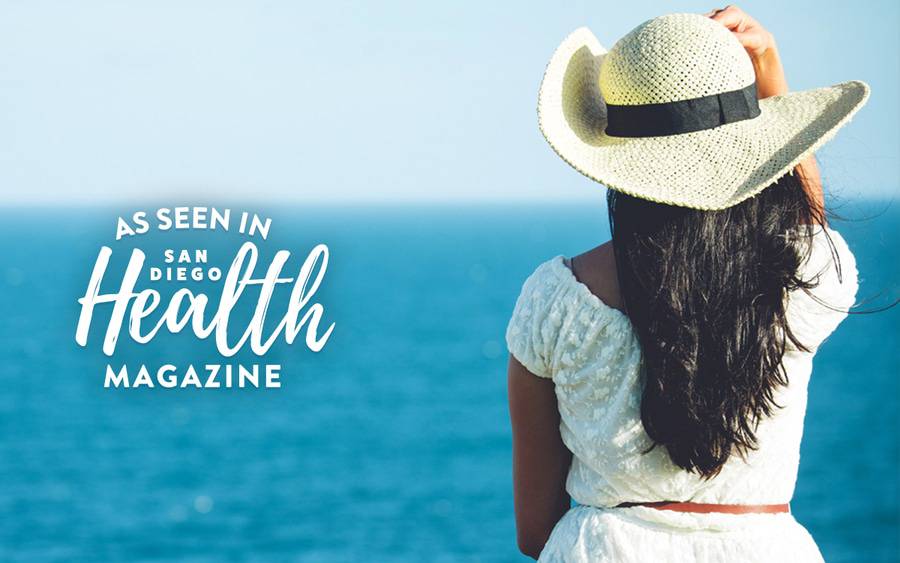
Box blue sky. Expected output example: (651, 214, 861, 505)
(1, 0, 897, 204)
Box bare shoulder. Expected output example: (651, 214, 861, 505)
(569, 241, 626, 313)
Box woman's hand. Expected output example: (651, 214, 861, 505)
(705, 5, 788, 98)
(706, 5, 826, 221)
(705, 5, 773, 58)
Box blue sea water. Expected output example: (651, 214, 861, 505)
(0, 202, 897, 562)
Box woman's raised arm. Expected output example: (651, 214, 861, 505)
(708, 5, 826, 222)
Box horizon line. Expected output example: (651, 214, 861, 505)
(0, 193, 896, 209)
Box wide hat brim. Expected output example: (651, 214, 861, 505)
(538, 27, 871, 210)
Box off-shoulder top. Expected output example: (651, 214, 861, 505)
(505, 224, 859, 507)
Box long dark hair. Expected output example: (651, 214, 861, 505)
(608, 172, 838, 480)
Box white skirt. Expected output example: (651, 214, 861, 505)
(538, 505, 825, 563)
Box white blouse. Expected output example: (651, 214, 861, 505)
(506, 225, 859, 509)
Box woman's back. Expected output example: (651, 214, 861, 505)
(510, 9, 874, 562)
(506, 224, 858, 561)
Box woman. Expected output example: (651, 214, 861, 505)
(506, 8, 868, 562)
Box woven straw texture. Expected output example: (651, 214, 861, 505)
(537, 13, 870, 210)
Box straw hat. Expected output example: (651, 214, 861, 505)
(537, 13, 870, 210)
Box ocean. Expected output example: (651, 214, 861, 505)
(0, 202, 897, 562)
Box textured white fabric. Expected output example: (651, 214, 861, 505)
(505, 225, 858, 562)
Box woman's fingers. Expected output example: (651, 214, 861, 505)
(708, 5, 753, 31)
(733, 30, 767, 54)
(705, 5, 772, 57)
